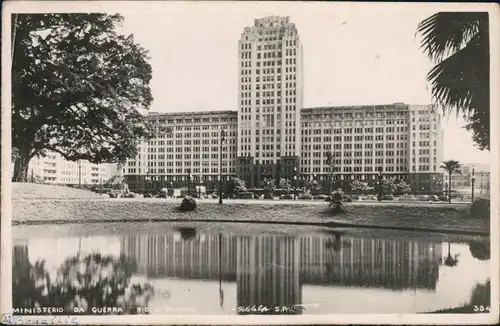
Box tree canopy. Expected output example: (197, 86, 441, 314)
(13, 252, 154, 314)
(226, 177, 247, 196)
(12, 13, 153, 181)
(278, 178, 292, 193)
(417, 12, 489, 150)
(350, 180, 368, 194)
(440, 160, 461, 175)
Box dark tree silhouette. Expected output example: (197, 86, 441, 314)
(440, 160, 461, 203)
(469, 239, 490, 260)
(417, 12, 490, 150)
(11, 13, 153, 182)
(13, 252, 155, 315)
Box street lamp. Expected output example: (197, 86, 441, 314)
(293, 166, 298, 200)
(219, 130, 226, 205)
(187, 168, 192, 197)
(377, 167, 383, 202)
(471, 168, 476, 203)
(218, 233, 224, 310)
(313, 174, 317, 195)
(199, 174, 203, 199)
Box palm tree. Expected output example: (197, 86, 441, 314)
(440, 160, 461, 203)
(326, 151, 334, 194)
(417, 12, 490, 151)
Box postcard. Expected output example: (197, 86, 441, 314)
(1, 1, 498, 324)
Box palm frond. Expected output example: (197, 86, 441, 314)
(427, 31, 489, 117)
(440, 160, 461, 173)
(417, 12, 487, 62)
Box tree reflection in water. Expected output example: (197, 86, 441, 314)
(469, 239, 490, 261)
(13, 252, 155, 315)
(444, 242, 460, 267)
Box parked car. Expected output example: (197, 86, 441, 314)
(155, 191, 167, 198)
(144, 193, 153, 198)
(108, 191, 120, 198)
(429, 195, 439, 201)
(382, 194, 394, 200)
(350, 195, 361, 200)
(279, 194, 294, 200)
(235, 192, 255, 199)
(298, 194, 313, 200)
(314, 194, 327, 200)
(122, 192, 136, 198)
(399, 194, 417, 201)
(364, 195, 377, 201)
(438, 194, 449, 201)
(342, 195, 353, 202)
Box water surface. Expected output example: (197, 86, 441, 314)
(12, 223, 490, 315)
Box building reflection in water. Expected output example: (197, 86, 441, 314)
(119, 231, 443, 314)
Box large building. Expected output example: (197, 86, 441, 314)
(124, 110, 239, 193)
(123, 16, 444, 194)
(124, 104, 444, 194)
(237, 16, 304, 188)
(27, 151, 112, 186)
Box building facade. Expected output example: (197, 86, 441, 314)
(124, 16, 444, 194)
(27, 151, 112, 186)
(124, 104, 444, 194)
(124, 110, 239, 193)
(236, 16, 304, 189)
(117, 231, 442, 304)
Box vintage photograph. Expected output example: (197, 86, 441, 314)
(2, 1, 498, 324)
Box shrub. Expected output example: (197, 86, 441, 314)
(470, 198, 490, 219)
(180, 196, 197, 211)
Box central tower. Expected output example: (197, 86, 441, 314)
(236, 16, 304, 188)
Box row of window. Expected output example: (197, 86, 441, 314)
(149, 117, 234, 124)
(128, 168, 236, 175)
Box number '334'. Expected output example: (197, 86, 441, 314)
(473, 305, 491, 312)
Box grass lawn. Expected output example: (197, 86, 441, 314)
(11, 182, 104, 200)
(12, 198, 489, 234)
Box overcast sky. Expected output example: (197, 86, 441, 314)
(116, 1, 491, 165)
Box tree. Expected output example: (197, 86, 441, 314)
(393, 179, 411, 195)
(350, 180, 368, 194)
(380, 178, 396, 196)
(468, 239, 490, 261)
(440, 160, 461, 203)
(12, 14, 153, 182)
(302, 179, 320, 195)
(417, 12, 489, 151)
(104, 174, 124, 190)
(261, 178, 276, 198)
(278, 178, 292, 194)
(226, 177, 247, 196)
(13, 252, 155, 314)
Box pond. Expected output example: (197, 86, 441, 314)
(12, 222, 491, 315)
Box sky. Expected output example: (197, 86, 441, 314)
(116, 2, 491, 165)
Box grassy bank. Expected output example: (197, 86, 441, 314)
(12, 199, 489, 234)
(11, 182, 104, 200)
